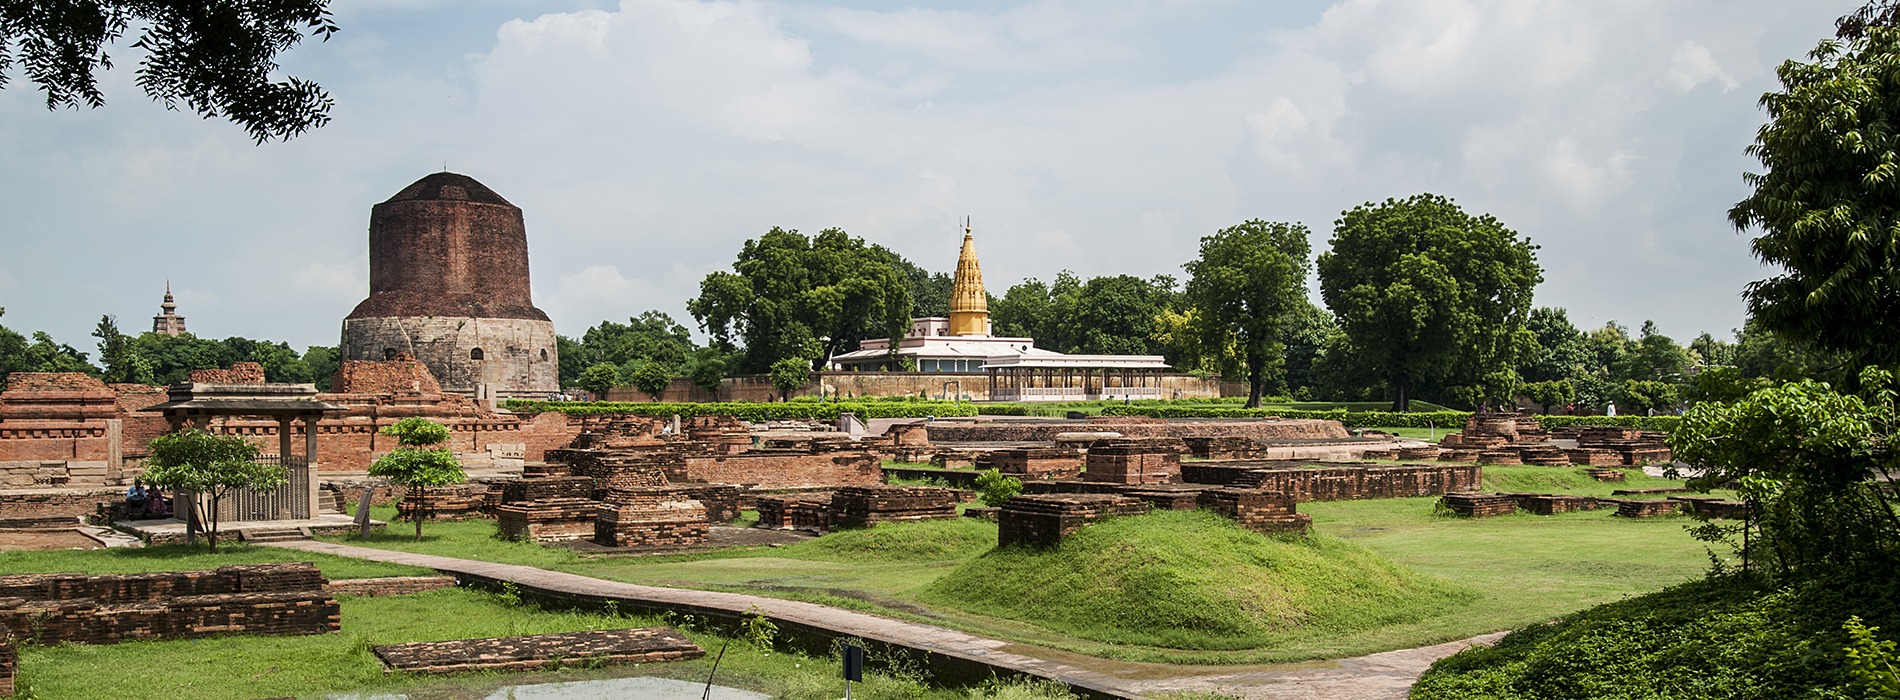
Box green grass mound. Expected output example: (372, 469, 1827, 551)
(919, 509, 1473, 650)
(1479, 466, 1687, 498)
(782, 517, 997, 562)
(1413, 564, 1900, 700)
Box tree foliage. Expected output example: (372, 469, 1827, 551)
(0, 0, 340, 142)
(1317, 194, 1542, 411)
(768, 357, 810, 401)
(1183, 220, 1312, 407)
(1731, 29, 1900, 372)
(368, 417, 463, 541)
(630, 360, 673, 401)
(689, 228, 911, 373)
(1670, 369, 1900, 574)
(141, 428, 284, 552)
(578, 363, 618, 398)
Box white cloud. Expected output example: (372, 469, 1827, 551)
(1665, 40, 1739, 92)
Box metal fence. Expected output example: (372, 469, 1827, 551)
(182, 455, 310, 523)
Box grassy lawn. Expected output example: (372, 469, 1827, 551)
(317, 466, 1714, 665)
(0, 541, 430, 580)
(14, 585, 1050, 700)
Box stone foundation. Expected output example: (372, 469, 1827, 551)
(977, 449, 1082, 479)
(1609, 499, 1680, 518)
(927, 418, 1349, 442)
(374, 626, 702, 674)
(997, 494, 1150, 548)
(755, 493, 832, 531)
(1584, 467, 1627, 482)
(1505, 493, 1601, 515)
(1228, 464, 1483, 501)
(496, 498, 599, 542)
(395, 484, 491, 521)
(1440, 493, 1517, 517)
(594, 491, 709, 548)
(1082, 438, 1183, 485)
(498, 476, 595, 504)
(1196, 488, 1311, 535)
(829, 485, 959, 529)
(0, 563, 337, 645)
(1119, 484, 1211, 510)
(325, 576, 458, 597)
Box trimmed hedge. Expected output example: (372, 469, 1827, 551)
(1096, 406, 1681, 433)
(502, 399, 978, 420)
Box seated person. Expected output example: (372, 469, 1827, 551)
(124, 480, 147, 516)
(144, 485, 169, 517)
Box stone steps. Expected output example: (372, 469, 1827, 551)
(238, 527, 313, 543)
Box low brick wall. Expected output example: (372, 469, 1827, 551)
(882, 466, 980, 489)
(1196, 488, 1310, 535)
(496, 498, 599, 542)
(1610, 499, 1680, 518)
(0, 563, 338, 645)
(829, 485, 959, 529)
(977, 449, 1082, 479)
(375, 627, 704, 674)
(1441, 493, 1517, 517)
(997, 494, 1150, 548)
(1505, 493, 1601, 515)
(927, 418, 1349, 442)
(0, 488, 119, 526)
(1672, 497, 1749, 519)
(673, 450, 882, 490)
(325, 576, 458, 597)
(396, 484, 490, 521)
(0, 637, 13, 698)
(756, 493, 832, 531)
(1222, 464, 1482, 501)
(1082, 438, 1183, 485)
(595, 493, 709, 548)
(498, 476, 595, 504)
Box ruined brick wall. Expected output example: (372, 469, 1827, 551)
(595, 494, 709, 548)
(1225, 464, 1482, 501)
(0, 563, 338, 645)
(977, 449, 1081, 479)
(187, 362, 266, 384)
(997, 494, 1150, 548)
(330, 357, 443, 394)
(496, 498, 598, 542)
(1196, 488, 1310, 535)
(672, 450, 882, 490)
(0, 488, 118, 526)
(325, 576, 457, 597)
(926, 418, 1349, 442)
(0, 635, 12, 697)
(828, 485, 959, 528)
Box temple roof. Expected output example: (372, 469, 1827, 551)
(950, 229, 988, 315)
(382, 172, 515, 207)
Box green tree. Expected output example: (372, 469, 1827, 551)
(974, 469, 1024, 508)
(1520, 307, 1594, 385)
(991, 278, 1056, 340)
(630, 360, 673, 401)
(141, 428, 284, 552)
(1069, 274, 1176, 356)
(1670, 368, 1900, 574)
(1183, 219, 1312, 407)
(577, 363, 619, 398)
(1523, 379, 1577, 414)
(1317, 194, 1542, 411)
(1615, 379, 1679, 415)
(1731, 29, 1900, 373)
(93, 315, 143, 383)
(0, 0, 340, 142)
(367, 417, 465, 541)
(689, 227, 911, 373)
(685, 347, 730, 395)
(769, 357, 810, 401)
(301, 345, 339, 391)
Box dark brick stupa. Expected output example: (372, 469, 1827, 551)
(339, 173, 558, 400)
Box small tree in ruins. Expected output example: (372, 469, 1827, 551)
(368, 417, 465, 541)
(141, 428, 285, 553)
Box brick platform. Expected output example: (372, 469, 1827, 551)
(997, 494, 1150, 548)
(498, 476, 595, 505)
(1395, 446, 1440, 461)
(496, 498, 599, 542)
(977, 449, 1083, 479)
(1440, 493, 1517, 517)
(1436, 449, 1479, 463)
(1181, 436, 1275, 460)
(1608, 499, 1680, 518)
(1565, 449, 1624, 467)
(0, 563, 337, 645)
(0, 636, 11, 697)
(1672, 497, 1749, 519)
(1477, 450, 1522, 465)
(1520, 448, 1571, 466)
(829, 485, 959, 529)
(1505, 493, 1601, 515)
(325, 576, 458, 597)
(755, 492, 833, 531)
(1230, 464, 1483, 501)
(594, 491, 709, 548)
(1082, 438, 1183, 485)
(374, 626, 703, 674)
(1196, 488, 1311, 536)
(667, 483, 743, 523)
(1584, 467, 1627, 482)
(396, 484, 490, 521)
(1119, 485, 1212, 510)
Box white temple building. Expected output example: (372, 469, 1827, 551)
(828, 222, 1171, 401)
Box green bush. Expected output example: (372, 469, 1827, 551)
(1533, 414, 1681, 433)
(1100, 405, 1473, 428)
(973, 469, 1023, 507)
(1413, 565, 1900, 700)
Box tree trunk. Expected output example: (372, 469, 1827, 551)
(415, 483, 425, 541)
(1245, 350, 1266, 409)
(206, 493, 220, 553)
(1394, 374, 1412, 413)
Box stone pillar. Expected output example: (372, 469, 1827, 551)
(106, 419, 124, 484)
(303, 415, 321, 519)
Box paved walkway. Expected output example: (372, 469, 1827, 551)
(266, 540, 1496, 699)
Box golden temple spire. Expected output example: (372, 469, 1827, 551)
(948, 216, 989, 336)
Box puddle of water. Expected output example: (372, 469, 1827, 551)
(328, 676, 770, 700)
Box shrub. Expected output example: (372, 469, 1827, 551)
(973, 469, 1023, 507)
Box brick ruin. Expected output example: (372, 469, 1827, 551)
(1195, 488, 1311, 536)
(0, 563, 338, 646)
(1441, 493, 1518, 517)
(1081, 437, 1184, 485)
(924, 417, 1351, 443)
(974, 448, 1082, 479)
(373, 627, 703, 674)
(1435, 413, 1674, 467)
(595, 489, 710, 548)
(998, 494, 1152, 548)
(752, 485, 963, 534)
(324, 576, 457, 598)
(0, 636, 11, 698)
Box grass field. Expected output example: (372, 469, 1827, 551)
(13, 585, 1068, 700)
(317, 465, 1713, 664)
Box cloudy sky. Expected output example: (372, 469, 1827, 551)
(0, 0, 1856, 353)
